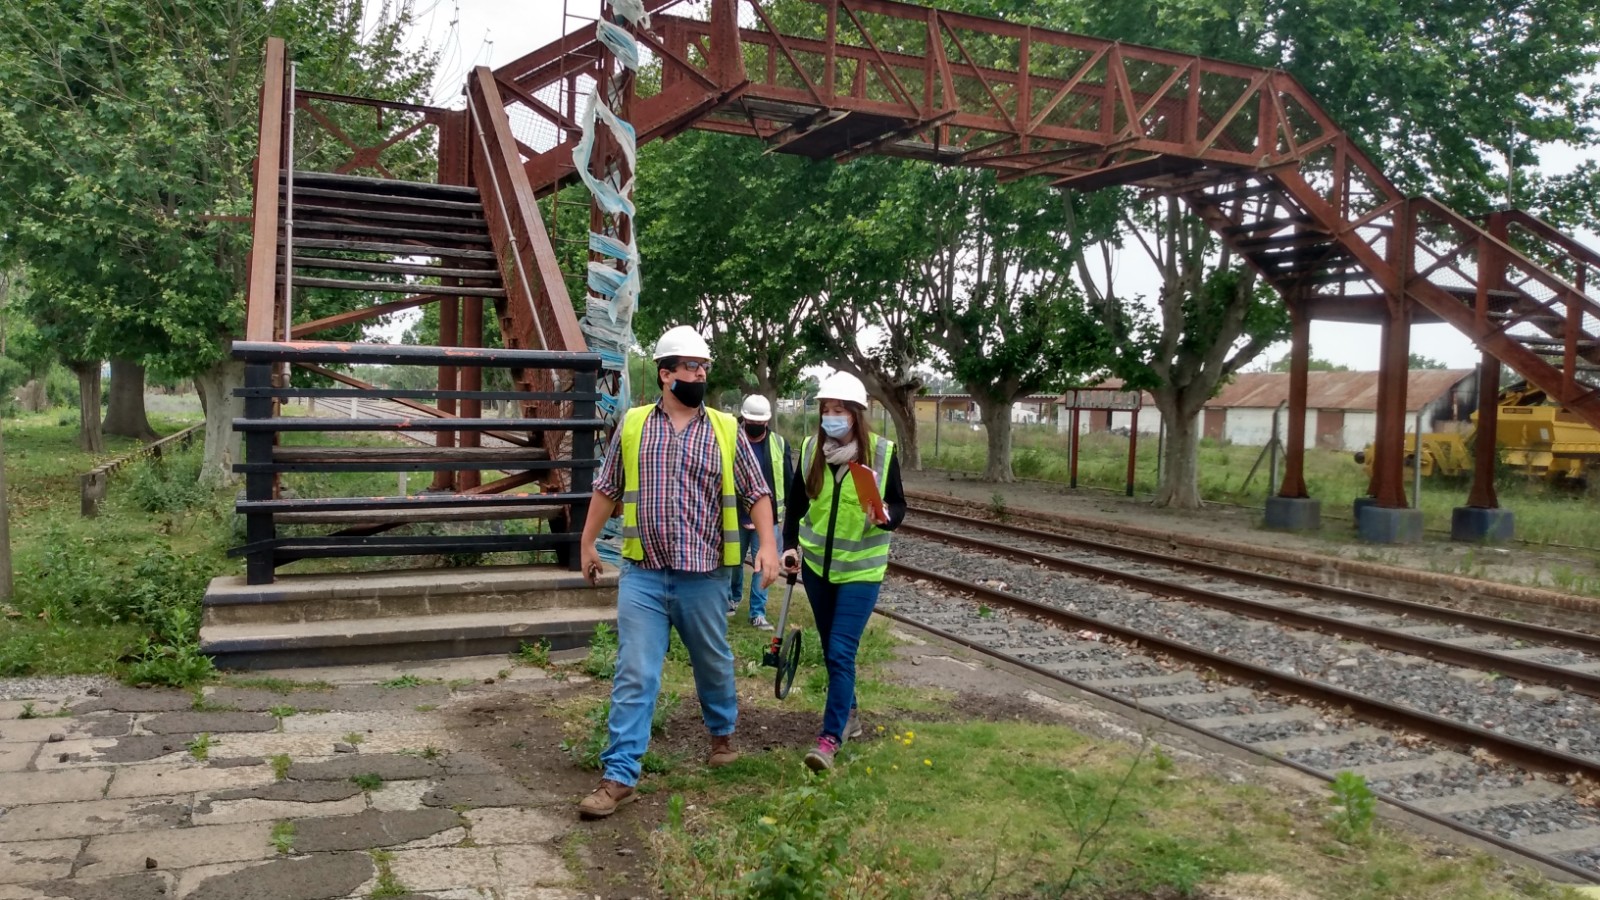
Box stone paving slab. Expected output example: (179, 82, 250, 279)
(0, 795, 188, 841)
(192, 793, 370, 826)
(0, 838, 81, 883)
(0, 713, 132, 743)
(0, 767, 111, 805)
(0, 743, 38, 773)
(0, 700, 68, 719)
(76, 821, 276, 878)
(0, 660, 591, 900)
(179, 853, 376, 900)
(106, 760, 276, 798)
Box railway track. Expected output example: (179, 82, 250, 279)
(885, 505, 1600, 882)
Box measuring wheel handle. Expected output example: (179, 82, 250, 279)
(772, 570, 802, 699)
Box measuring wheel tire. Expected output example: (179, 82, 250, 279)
(775, 629, 803, 699)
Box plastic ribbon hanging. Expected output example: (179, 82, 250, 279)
(572, 2, 650, 561)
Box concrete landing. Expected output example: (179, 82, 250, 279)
(201, 566, 618, 670)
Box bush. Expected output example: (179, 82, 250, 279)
(582, 622, 619, 679)
(127, 450, 210, 515)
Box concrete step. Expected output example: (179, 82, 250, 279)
(201, 606, 616, 670)
(199, 565, 619, 670)
(203, 566, 615, 627)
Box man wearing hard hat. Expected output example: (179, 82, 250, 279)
(730, 394, 792, 631)
(576, 325, 781, 819)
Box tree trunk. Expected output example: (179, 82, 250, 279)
(17, 379, 47, 413)
(196, 357, 245, 486)
(1153, 394, 1202, 508)
(103, 358, 159, 440)
(882, 386, 921, 471)
(975, 395, 1014, 482)
(70, 362, 104, 453)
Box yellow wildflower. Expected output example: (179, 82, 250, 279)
(923, 759, 932, 766)
(760, 816, 777, 826)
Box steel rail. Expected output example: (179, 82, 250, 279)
(899, 518, 1600, 699)
(871, 592, 1600, 885)
(907, 504, 1600, 657)
(886, 560, 1600, 785)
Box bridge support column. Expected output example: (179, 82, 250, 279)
(1359, 292, 1423, 543)
(1266, 303, 1320, 531)
(1453, 353, 1514, 542)
(433, 110, 468, 493)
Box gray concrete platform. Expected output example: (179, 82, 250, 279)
(200, 565, 619, 670)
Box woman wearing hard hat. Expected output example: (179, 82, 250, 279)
(780, 371, 906, 771)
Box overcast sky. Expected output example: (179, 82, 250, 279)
(388, 0, 1599, 373)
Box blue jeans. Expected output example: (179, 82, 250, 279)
(729, 524, 782, 620)
(800, 567, 881, 741)
(601, 562, 738, 786)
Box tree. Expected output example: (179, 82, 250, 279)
(0, 0, 436, 481)
(1408, 353, 1448, 370)
(1268, 356, 1350, 373)
(889, 166, 1112, 481)
(103, 359, 158, 440)
(636, 132, 828, 408)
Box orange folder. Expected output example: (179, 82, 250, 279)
(847, 461, 887, 524)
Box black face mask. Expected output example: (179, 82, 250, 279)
(670, 379, 707, 408)
(743, 423, 767, 441)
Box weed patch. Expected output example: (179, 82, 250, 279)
(581, 622, 619, 679)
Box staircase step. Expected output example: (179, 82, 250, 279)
(289, 220, 492, 245)
(271, 503, 563, 525)
(199, 565, 619, 668)
(283, 255, 498, 281)
(286, 170, 482, 200)
(1515, 335, 1599, 350)
(294, 238, 496, 261)
(285, 185, 483, 213)
(273, 447, 550, 463)
(290, 276, 506, 298)
(293, 202, 486, 228)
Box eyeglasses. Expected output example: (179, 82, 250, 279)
(677, 360, 713, 375)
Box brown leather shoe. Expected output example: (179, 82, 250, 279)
(707, 734, 739, 768)
(577, 779, 635, 819)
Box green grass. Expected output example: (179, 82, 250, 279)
(647, 681, 1583, 900)
(0, 411, 225, 683)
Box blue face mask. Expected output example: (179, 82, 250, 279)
(821, 415, 852, 439)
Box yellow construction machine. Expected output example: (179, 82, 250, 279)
(1354, 383, 1600, 483)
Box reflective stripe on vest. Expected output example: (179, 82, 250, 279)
(619, 404, 741, 566)
(766, 433, 787, 524)
(797, 433, 895, 584)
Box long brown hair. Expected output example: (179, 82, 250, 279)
(805, 402, 873, 499)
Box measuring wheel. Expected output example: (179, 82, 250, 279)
(761, 571, 804, 699)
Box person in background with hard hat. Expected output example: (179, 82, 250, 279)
(575, 325, 781, 818)
(779, 371, 905, 772)
(730, 394, 792, 631)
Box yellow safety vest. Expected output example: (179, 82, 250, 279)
(798, 434, 894, 584)
(619, 404, 741, 566)
(759, 433, 787, 525)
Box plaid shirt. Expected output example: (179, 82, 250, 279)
(596, 402, 773, 573)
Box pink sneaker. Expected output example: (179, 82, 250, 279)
(804, 735, 840, 771)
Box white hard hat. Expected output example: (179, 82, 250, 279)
(740, 395, 773, 421)
(816, 371, 868, 408)
(652, 325, 711, 360)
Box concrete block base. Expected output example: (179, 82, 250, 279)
(1451, 506, 1515, 544)
(1264, 496, 1321, 532)
(1351, 496, 1379, 531)
(1357, 506, 1424, 544)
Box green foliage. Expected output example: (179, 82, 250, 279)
(562, 701, 610, 772)
(368, 849, 407, 897)
(652, 691, 681, 737)
(270, 753, 292, 781)
(17, 702, 37, 719)
(269, 820, 295, 855)
(351, 773, 384, 792)
(1327, 771, 1378, 844)
(582, 622, 619, 680)
(186, 733, 213, 761)
(738, 779, 855, 899)
(515, 638, 550, 668)
(382, 675, 423, 689)
(126, 450, 210, 515)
